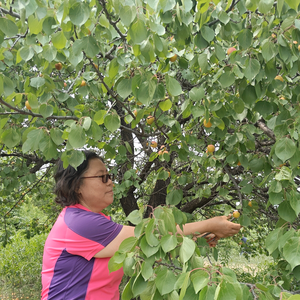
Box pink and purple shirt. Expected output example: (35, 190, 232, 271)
(41, 204, 123, 300)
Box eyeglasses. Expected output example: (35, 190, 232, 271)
(81, 174, 115, 183)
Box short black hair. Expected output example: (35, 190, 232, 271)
(54, 151, 103, 207)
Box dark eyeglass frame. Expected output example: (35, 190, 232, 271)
(81, 174, 114, 183)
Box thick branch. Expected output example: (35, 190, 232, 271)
(255, 119, 276, 141)
(0, 7, 20, 19)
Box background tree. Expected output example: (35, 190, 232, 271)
(1, 0, 300, 298)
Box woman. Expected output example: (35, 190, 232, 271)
(41, 150, 241, 299)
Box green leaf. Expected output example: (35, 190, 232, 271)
(275, 166, 292, 181)
(22, 129, 45, 153)
(278, 201, 297, 223)
(159, 98, 172, 111)
(126, 209, 143, 225)
(140, 39, 155, 62)
(68, 125, 86, 149)
(258, 0, 274, 14)
(287, 295, 300, 300)
(52, 31, 67, 50)
(178, 272, 190, 300)
(161, 234, 177, 253)
(140, 236, 160, 257)
(241, 85, 257, 106)
(254, 101, 273, 117)
(244, 58, 260, 80)
(94, 110, 106, 125)
(275, 138, 296, 162)
(290, 190, 300, 216)
(117, 78, 132, 99)
(179, 237, 195, 264)
(119, 237, 138, 253)
(50, 128, 64, 145)
(166, 75, 182, 97)
(68, 150, 85, 169)
(219, 72, 235, 88)
(19, 46, 35, 62)
(3, 76, 15, 97)
(1, 128, 21, 148)
(283, 237, 300, 270)
(155, 268, 177, 295)
(261, 40, 277, 62)
(0, 18, 18, 37)
(39, 104, 53, 118)
(201, 25, 215, 42)
(215, 281, 236, 300)
(28, 15, 43, 35)
(83, 36, 99, 57)
(119, 6, 136, 27)
(30, 77, 45, 89)
(191, 270, 209, 293)
(238, 29, 253, 49)
(39, 135, 58, 160)
(27, 93, 39, 109)
(166, 189, 183, 205)
(42, 17, 56, 35)
(104, 113, 121, 132)
(129, 19, 148, 44)
(136, 79, 156, 105)
(265, 228, 283, 254)
(42, 44, 57, 62)
(199, 285, 216, 300)
(285, 0, 300, 10)
(69, 2, 90, 26)
(145, 219, 159, 247)
(189, 87, 205, 101)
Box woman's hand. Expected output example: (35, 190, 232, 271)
(209, 215, 241, 238)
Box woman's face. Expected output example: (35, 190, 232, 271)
(77, 158, 114, 213)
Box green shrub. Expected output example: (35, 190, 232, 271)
(0, 232, 47, 300)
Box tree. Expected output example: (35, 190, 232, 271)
(1, 0, 300, 298)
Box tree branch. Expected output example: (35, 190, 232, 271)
(255, 119, 276, 141)
(0, 98, 78, 121)
(97, 0, 127, 41)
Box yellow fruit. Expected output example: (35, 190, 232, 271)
(150, 141, 157, 148)
(298, 45, 300, 51)
(207, 144, 215, 154)
(271, 33, 276, 38)
(25, 100, 31, 110)
(203, 118, 212, 128)
(275, 75, 284, 82)
(293, 40, 298, 44)
(170, 54, 178, 62)
(237, 161, 241, 166)
(248, 201, 252, 207)
(55, 62, 62, 70)
(80, 80, 86, 87)
(133, 110, 138, 117)
(64, 82, 67, 88)
(233, 210, 240, 218)
(167, 171, 170, 177)
(227, 47, 236, 55)
(146, 115, 155, 125)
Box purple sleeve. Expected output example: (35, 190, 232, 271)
(64, 207, 123, 247)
